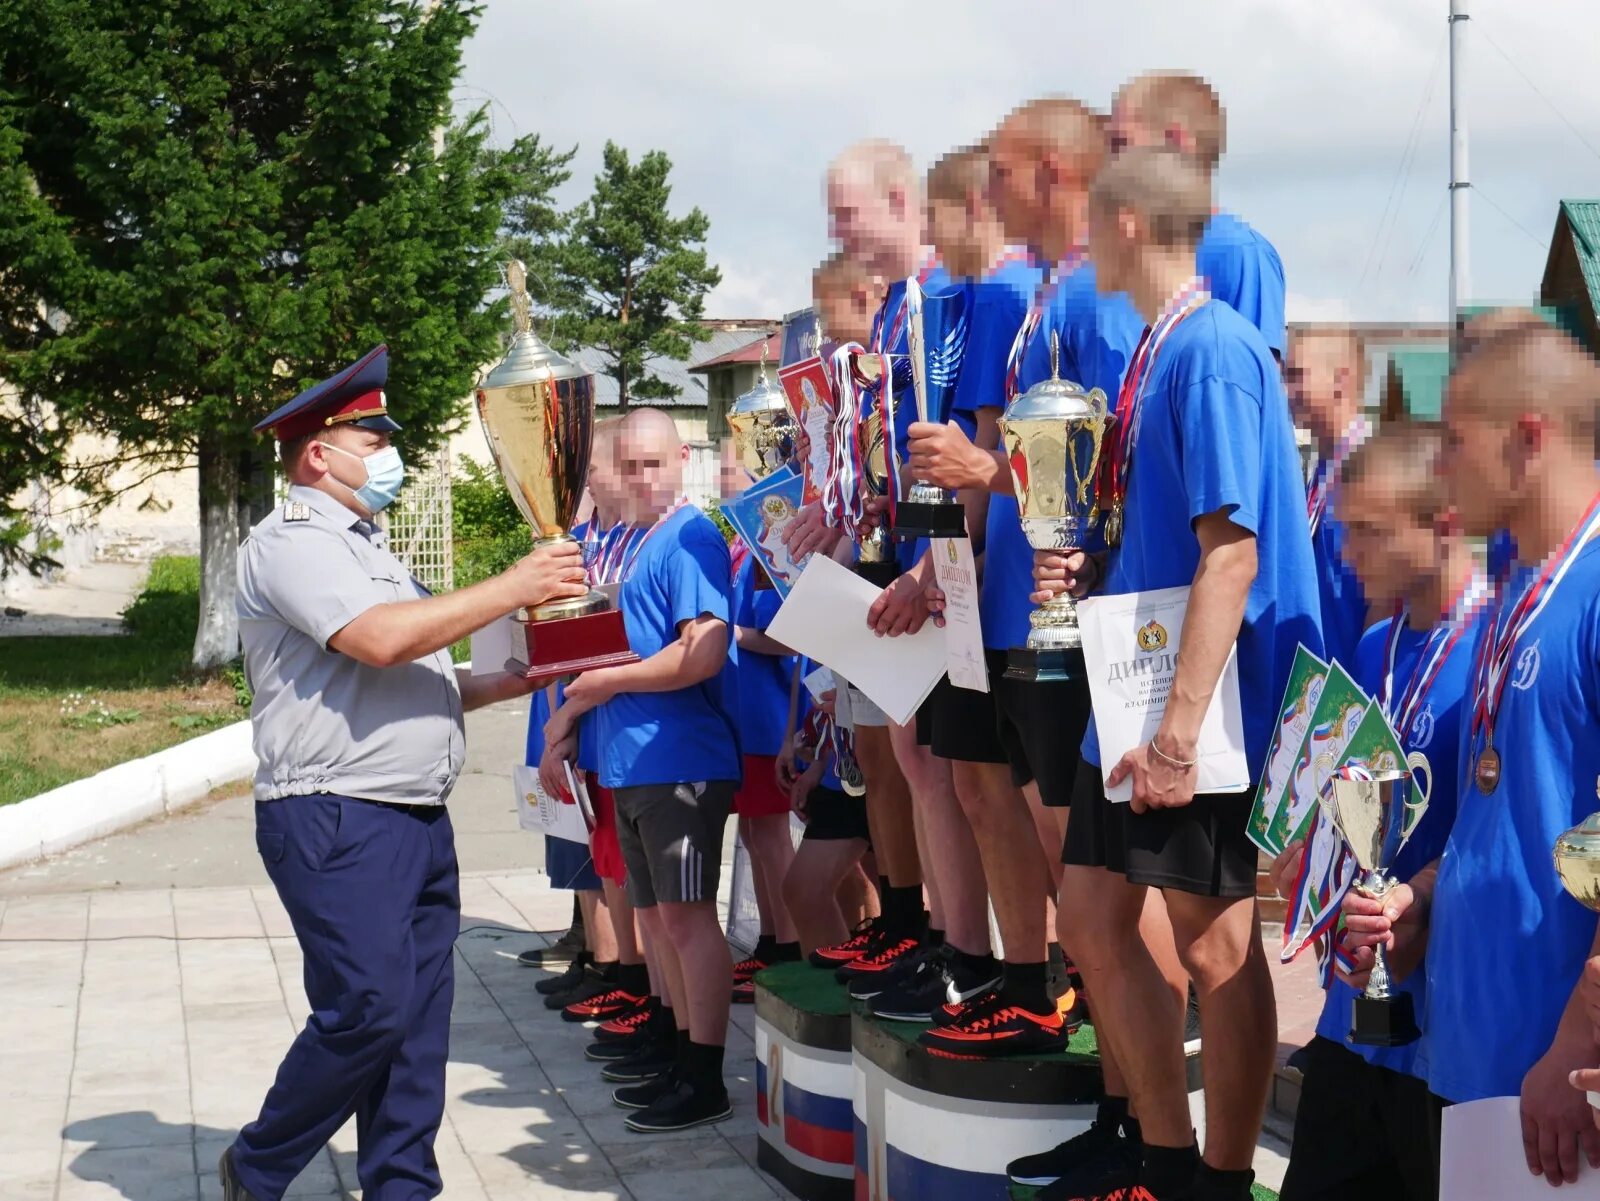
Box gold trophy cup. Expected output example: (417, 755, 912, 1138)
(1554, 794, 1600, 1108)
(475, 261, 638, 678)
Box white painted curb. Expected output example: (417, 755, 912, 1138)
(0, 720, 256, 871)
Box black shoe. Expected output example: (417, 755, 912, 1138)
(1033, 1131, 1142, 1199)
(1009, 1118, 1138, 1190)
(868, 945, 1000, 1022)
(534, 951, 592, 996)
(517, 923, 586, 968)
(585, 1037, 642, 1063)
(218, 1147, 261, 1201)
(612, 1069, 680, 1110)
(601, 1040, 677, 1083)
(544, 963, 615, 1011)
(1184, 983, 1202, 1051)
(624, 1078, 732, 1133)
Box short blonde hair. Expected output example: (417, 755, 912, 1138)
(996, 96, 1107, 183)
(1290, 327, 1367, 375)
(1090, 146, 1212, 249)
(830, 139, 916, 197)
(926, 143, 989, 205)
(1339, 421, 1446, 523)
(1118, 72, 1227, 171)
(813, 250, 877, 300)
(1452, 322, 1600, 439)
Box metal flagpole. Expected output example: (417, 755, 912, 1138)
(1449, 0, 1471, 328)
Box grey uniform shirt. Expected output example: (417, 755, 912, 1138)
(237, 484, 465, 805)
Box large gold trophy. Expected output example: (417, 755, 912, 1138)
(1554, 794, 1600, 1108)
(725, 345, 796, 479)
(475, 261, 638, 677)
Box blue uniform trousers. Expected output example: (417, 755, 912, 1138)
(232, 796, 459, 1201)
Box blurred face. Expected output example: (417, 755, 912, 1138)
(1440, 381, 1517, 538)
(1086, 199, 1135, 298)
(587, 436, 621, 514)
(1336, 473, 1440, 608)
(1285, 338, 1359, 444)
(617, 425, 686, 519)
(827, 168, 911, 265)
(925, 195, 969, 269)
(1108, 92, 1162, 158)
(816, 277, 878, 346)
(717, 440, 751, 499)
(987, 131, 1040, 246)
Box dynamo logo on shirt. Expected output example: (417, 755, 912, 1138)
(1511, 642, 1541, 692)
(1410, 704, 1436, 751)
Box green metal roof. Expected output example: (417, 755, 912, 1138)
(1387, 347, 1452, 420)
(1539, 201, 1600, 346)
(1559, 200, 1600, 307)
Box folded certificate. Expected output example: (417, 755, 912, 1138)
(1077, 585, 1248, 802)
(931, 536, 987, 694)
(512, 764, 590, 844)
(768, 555, 945, 726)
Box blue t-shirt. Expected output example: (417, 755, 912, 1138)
(1313, 493, 1370, 672)
(1427, 550, 1600, 1102)
(594, 506, 743, 789)
(1313, 614, 1472, 1077)
(1199, 212, 1287, 357)
(733, 552, 795, 758)
(1083, 301, 1323, 769)
(979, 261, 1142, 650)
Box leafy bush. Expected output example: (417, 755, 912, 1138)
(453, 455, 526, 544)
(120, 555, 201, 648)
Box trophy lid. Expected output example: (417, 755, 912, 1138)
(1555, 806, 1600, 912)
(728, 344, 790, 421)
(1002, 332, 1107, 423)
(479, 260, 591, 393)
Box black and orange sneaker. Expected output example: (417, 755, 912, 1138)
(733, 953, 769, 984)
(562, 986, 645, 1024)
(931, 986, 1003, 1027)
(1039, 1187, 1158, 1201)
(835, 931, 922, 993)
(732, 976, 757, 1004)
(1058, 986, 1089, 1033)
(917, 1000, 1068, 1058)
(594, 997, 657, 1043)
(808, 919, 880, 969)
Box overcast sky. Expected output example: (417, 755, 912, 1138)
(457, 0, 1600, 326)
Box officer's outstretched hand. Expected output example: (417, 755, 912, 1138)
(506, 541, 589, 610)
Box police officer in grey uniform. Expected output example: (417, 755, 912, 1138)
(219, 345, 587, 1201)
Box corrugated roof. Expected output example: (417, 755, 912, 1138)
(1387, 348, 1452, 420)
(580, 323, 775, 407)
(688, 331, 780, 373)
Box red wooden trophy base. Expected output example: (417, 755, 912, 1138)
(507, 609, 639, 679)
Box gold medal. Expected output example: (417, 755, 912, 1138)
(1475, 745, 1501, 794)
(1106, 502, 1124, 548)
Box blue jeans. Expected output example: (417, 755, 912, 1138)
(232, 796, 459, 1201)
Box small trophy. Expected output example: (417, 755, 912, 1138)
(475, 261, 639, 678)
(895, 278, 972, 540)
(996, 334, 1111, 682)
(726, 343, 796, 481)
(855, 406, 900, 589)
(1553, 792, 1600, 1108)
(1323, 760, 1432, 1046)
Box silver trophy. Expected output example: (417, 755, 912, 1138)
(996, 333, 1111, 682)
(897, 277, 972, 539)
(1322, 759, 1432, 1046)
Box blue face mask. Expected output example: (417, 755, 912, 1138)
(322, 441, 406, 514)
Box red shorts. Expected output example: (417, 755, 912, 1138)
(587, 773, 627, 886)
(734, 756, 791, 818)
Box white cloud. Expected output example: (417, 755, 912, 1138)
(1285, 292, 1356, 324)
(461, 0, 1600, 324)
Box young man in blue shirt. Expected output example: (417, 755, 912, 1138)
(1286, 327, 1372, 670)
(1272, 422, 1480, 1201)
(1108, 72, 1286, 360)
(1345, 325, 1600, 1188)
(1035, 147, 1320, 1201)
(545, 408, 742, 1135)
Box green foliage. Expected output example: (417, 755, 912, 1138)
(453, 455, 527, 544)
(550, 142, 721, 404)
(120, 556, 203, 649)
(703, 500, 736, 544)
(221, 662, 254, 709)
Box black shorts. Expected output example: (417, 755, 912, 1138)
(924, 674, 1008, 765)
(914, 690, 936, 747)
(1279, 1036, 1443, 1201)
(613, 780, 735, 908)
(799, 785, 870, 843)
(1061, 760, 1258, 898)
(992, 649, 1090, 807)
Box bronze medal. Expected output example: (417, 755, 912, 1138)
(1106, 503, 1124, 548)
(1475, 745, 1501, 794)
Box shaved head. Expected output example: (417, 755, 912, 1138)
(617, 407, 688, 521)
(1090, 146, 1212, 249)
(1112, 72, 1227, 171)
(989, 97, 1106, 250)
(1456, 306, 1556, 357)
(1450, 323, 1600, 435)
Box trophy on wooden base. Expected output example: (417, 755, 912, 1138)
(895, 278, 972, 539)
(475, 261, 639, 678)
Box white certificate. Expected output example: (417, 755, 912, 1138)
(803, 664, 836, 702)
(930, 536, 988, 693)
(1441, 1096, 1600, 1198)
(768, 555, 945, 726)
(512, 764, 591, 844)
(1077, 585, 1248, 803)
(469, 613, 517, 676)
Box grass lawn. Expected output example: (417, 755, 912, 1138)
(0, 556, 245, 806)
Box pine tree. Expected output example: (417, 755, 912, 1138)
(0, 0, 562, 666)
(552, 142, 721, 404)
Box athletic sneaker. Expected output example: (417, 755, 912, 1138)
(624, 1079, 732, 1133)
(1009, 1119, 1139, 1189)
(732, 977, 758, 1004)
(845, 938, 939, 1001)
(733, 953, 769, 983)
(1056, 986, 1089, 1033)
(584, 1038, 641, 1063)
(562, 986, 644, 1024)
(600, 1040, 677, 1083)
(809, 919, 879, 968)
(1032, 1137, 1142, 1199)
(594, 998, 657, 1043)
(931, 986, 1003, 1027)
(917, 1000, 1067, 1058)
(834, 930, 921, 986)
(534, 951, 592, 996)
(517, 923, 586, 968)
(1041, 1187, 1158, 1201)
(868, 945, 1000, 1023)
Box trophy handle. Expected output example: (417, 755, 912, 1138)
(1402, 751, 1433, 842)
(1077, 388, 1112, 521)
